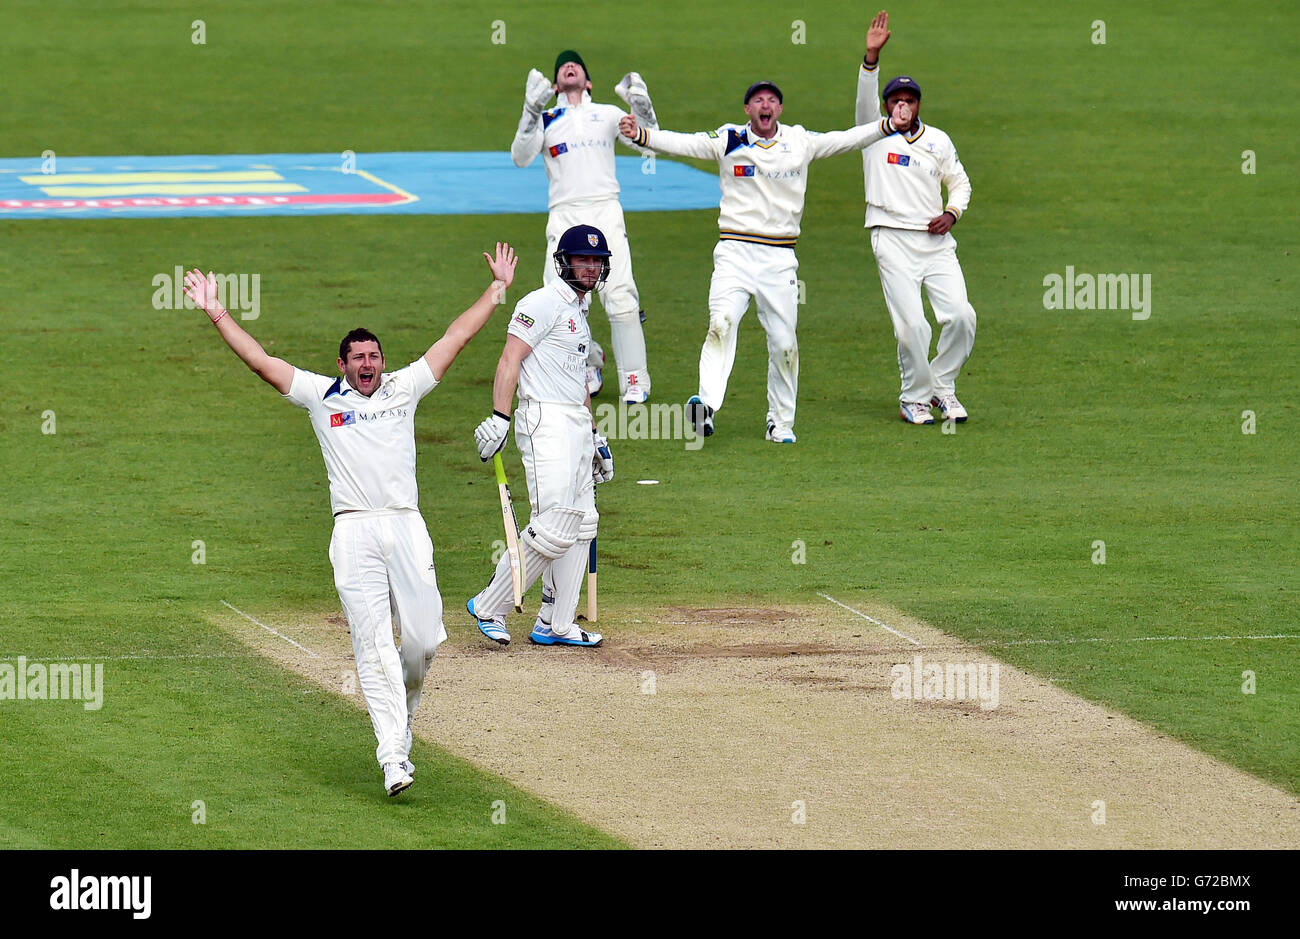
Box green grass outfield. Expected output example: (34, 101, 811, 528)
(2, 0, 1296, 847)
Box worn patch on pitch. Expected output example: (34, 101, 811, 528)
(218, 600, 1300, 849)
(0, 152, 719, 219)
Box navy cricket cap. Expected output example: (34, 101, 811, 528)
(556, 224, 612, 257)
(882, 75, 921, 103)
(744, 80, 783, 104)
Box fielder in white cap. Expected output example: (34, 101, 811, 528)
(621, 82, 901, 443)
(857, 10, 977, 425)
(183, 244, 518, 798)
(512, 49, 659, 404)
(468, 224, 615, 648)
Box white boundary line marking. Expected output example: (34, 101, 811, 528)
(221, 600, 320, 658)
(819, 593, 923, 646)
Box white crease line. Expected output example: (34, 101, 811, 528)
(220, 600, 320, 658)
(0, 652, 254, 661)
(819, 593, 923, 646)
(993, 633, 1300, 647)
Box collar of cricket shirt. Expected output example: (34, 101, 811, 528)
(324, 374, 356, 400)
(324, 371, 388, 401)
(550, 279, 591, 311)
(557, 89, 593, 109)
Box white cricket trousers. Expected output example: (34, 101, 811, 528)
(698, 239, 800, 431)
(329, 508, 446, 767)
(476, 400, 596, 633)
(544, 199, 650, 395)
(870, 226, 977, 404)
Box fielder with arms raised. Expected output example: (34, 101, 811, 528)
(621, 85, 900, 444)
(183, 244, 518, 797)
(467, 225, 614, 648)
(512, 50, 659, 404)
(857, 10, 977, 425)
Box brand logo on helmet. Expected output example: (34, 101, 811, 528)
(587, 234, 599, 247)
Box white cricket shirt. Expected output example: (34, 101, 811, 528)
(283, 357, 437, 515)
(630, 118, 893, 246)
(506, 280, 592, 406)
(512, 91, 637, 209)
(855, 63, 972, 230)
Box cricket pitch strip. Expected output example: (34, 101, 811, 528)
(218, 601, 1299, 849)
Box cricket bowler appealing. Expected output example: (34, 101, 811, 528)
(621, 84, 900, 444)
(511, 49, 658, 404)
(183, 245, 518, 798)
(467, 225, 615, 648)
(857, 10, 976, 425)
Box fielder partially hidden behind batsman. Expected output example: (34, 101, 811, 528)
(183, 244, 518, 798)
(511, 50, 659, 404)
(467, 225, 615, 648)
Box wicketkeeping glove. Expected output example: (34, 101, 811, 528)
(475, 411, 512, 461)
(525, 68, 553, 114)
(592, 431, 614, 484)
(614, 71, 658, 128)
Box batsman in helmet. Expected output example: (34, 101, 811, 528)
(467, 225, 615, 647)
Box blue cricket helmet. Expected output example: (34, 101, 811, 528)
(553, 225, 612, 292)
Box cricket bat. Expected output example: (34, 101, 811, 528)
(493, 453, 524, 612)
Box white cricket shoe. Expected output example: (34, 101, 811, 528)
(383, 762, 413, 797)
(765, 421, 796, 443)
(623, 382, 649, 405)
(531, 623, 603, 647)
(930, 393, 968, 422)
(899, 401, 935, 425)
(467, 597, 510, 645)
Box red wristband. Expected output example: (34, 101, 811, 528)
(210, 309, 228, 325)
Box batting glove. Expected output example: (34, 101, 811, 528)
(592, 431, 614, 484)
(525, 68, 553, 114)
(476, 412, 512, 461)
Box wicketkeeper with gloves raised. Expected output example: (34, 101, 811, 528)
(511, 50, 659, 404)
(467, 225, 615, 647)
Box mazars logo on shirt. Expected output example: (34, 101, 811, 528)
(330, 412, 356, 428)
(887, 153, 911, 166)
(357, 407, 409, 422)
(733, 164, 756, 177)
